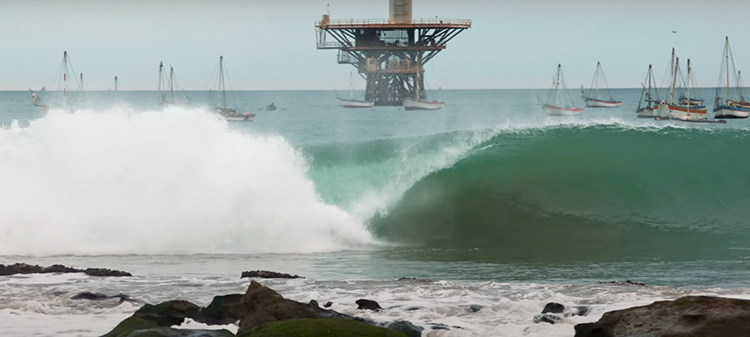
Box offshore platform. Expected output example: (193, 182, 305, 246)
(315, 0, 471, 106)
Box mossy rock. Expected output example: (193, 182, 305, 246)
(102, 317, 159, 337)
(238, 318, 407, 337)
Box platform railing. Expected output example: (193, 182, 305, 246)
(316, 18, 472, 27)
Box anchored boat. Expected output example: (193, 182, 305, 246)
(339, 72, 374, 108)
(636, 65, 667, 119)
(582, 62, 622, 108)
(714, 37, 750, 119)
(543, 64, 583, 116)
(209, 56, 255, 122)
(403, 70, 444, 110)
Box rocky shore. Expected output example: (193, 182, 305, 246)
(0, 263, 131, 277)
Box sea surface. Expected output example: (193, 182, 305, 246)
(1, 89, 750, 336)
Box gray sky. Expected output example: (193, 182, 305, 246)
(1, 0, 749, 90)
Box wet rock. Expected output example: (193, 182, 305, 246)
(429, 323, 451, 330)
(387, 320, 424, 337)
(240, 270, 301, 279)
(600, 280, 647, 287)
(468, 304, 483, 313)
(102, 316, 234, 337)
(574, 296, 750, 337)
(406, 307, 421, 311)
(542, 302, 566, 314)
(193, 294, 243, 325)
(238, 318, 407, 337)
(569, 306, 591, 317)
(133, 300, 201, 327)
(534, 314, 563, 325)
(356, 299, 383, 311)
(324, 301, 333, 308)
(237, 281, 353, 334)
(71, 292, 109, 300)
(0, 263, 131, 277)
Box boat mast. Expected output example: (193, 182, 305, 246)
(169, 67, 175, 101)
(219, 56, 226, 107)
(349, 71, 354, 100)
(647, 65, 653, 107)
(157, 62, 164, 98)
(80, 73, 84, 91)
(555, 64, 561, 106)
(669, 48, 680, 104)
(685, 59, 690, 112)
(725, 37, 731, 102)
(114, 76, 118, 91)
(63, 51, 68, 98)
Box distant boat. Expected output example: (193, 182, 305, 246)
(403, 68, 444, 110)
(30, 51, 80, 111)
(714, 37, 750, 119)
(582, 62, 622, 108)
(543, 64, 583, 116)
(664, 50, 707, 120)
(636, 65, 667, 119)
(210, 56, 255, 122)
(157, 62, 189, 107)
(339, 72, 374, 108)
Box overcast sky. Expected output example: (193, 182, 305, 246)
(1, 0, 749, 90)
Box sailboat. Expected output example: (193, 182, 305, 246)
(714, 37, 750, 119)
(157, 62, 190, 107)
(636, 65, 666, 119)
(403, 67, 444, 110)
(582, 62, 622, 108)
(209, 56, 255, 122)
(543, 64, 583, 116)
(339, 72, 374, 108)
(30, 51, 80, 111)
(669, 59, 711, 121)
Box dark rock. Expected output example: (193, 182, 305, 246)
(83, 268, 132, 277)
(599, 280, 647, 287)
(356, 299, 383, 311)
(237, 281, 353, 335)
(102, 316, 234, 337)
(240, 270, 301, 279)
(71, 292, 109, 300)
(133, 300, 201, 327)
(193, 294, 243, 325)
(569, 306, 592, 317)
(574, 296, 750, 337)
(429, 323, 450, 330)
(237, 318, 407, 337)
(387, 320, 424, 337)
(542, 302, 566, 314)
(406, 307, 421, 311)
(468, 304, 483, 313)
(534, 314, 563, 325)
(324, 301, 333, 308)
(0, 263, 131, 277)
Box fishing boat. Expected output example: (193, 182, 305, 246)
(403, 70, 444, 110)
(157, 62, 190, 107)
(209, 56, 255, 122)
(582, 62, 622, 108)
(339, 72, 374, 108)
(30, 51, 80, 111)
(636, 65, 666, 119)
(543, 64, 583, 116)
(667, 56, 707, 120)
(714, 37, 750, 119)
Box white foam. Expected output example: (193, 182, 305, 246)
(0, 107, 372, 255)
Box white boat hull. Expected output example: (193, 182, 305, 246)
(543, 104, 583, 116)
(223, 113, 255, 122)
(636, 107, 654, 118)
(585, 99, 622, 108)
(341, 100, 374, 108)
(403, 98, 444, 110)
(714, 106, 750, 119)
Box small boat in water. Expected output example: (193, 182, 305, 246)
(209, 56, 255, 122)
(544, 64, 583, 116)
(714, 37, 750, 119)
(403, 70, 443, 110)
(636, 65, 664, 119)
(582, 62, 622, 108)
(665, 54, 707, 120)
(339, 72, 374, 108)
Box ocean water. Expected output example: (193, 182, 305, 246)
(1, 89, 750, 336)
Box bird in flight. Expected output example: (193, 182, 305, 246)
(672, 30, 677, 33)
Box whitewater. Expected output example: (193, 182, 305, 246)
(2, 89, 750, 336)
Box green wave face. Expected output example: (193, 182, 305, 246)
(366, 125, 750, 263)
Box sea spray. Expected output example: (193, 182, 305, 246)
(0, 107, 372, 255)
